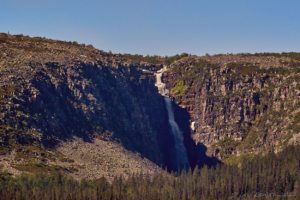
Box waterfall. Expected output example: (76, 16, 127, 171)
(164, 97, 190, 169)
(155, 66, 190, 169)
(155, 67, 169, 96)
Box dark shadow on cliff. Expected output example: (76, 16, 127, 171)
(128, 75, 178, 172)
(23, 62, 219, 172)
(171, 100, 222, 169)
(29, 76, 94, 148)
(23, 64, 178, 172)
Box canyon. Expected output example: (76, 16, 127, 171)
(1, 33, 300, 180)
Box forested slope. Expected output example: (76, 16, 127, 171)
(1, 144, 300, 199)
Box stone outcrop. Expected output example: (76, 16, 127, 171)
(0, 33, 177, 175)
(162, 53, 300, 164)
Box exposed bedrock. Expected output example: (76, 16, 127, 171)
(162, 55, 300, 163)
(0, 38, 179, 171)
(3, 34, 300, 174)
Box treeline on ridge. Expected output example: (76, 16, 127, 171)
(213, 51, 300, 61)
(119, 53, 190, 65)
(1, 145, 300, 199)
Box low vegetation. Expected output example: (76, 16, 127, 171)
(237, 52, 300, 61)
(119, 52, 190, 65)
(0, 33, 87, 47)
(170, 59, 217, 98)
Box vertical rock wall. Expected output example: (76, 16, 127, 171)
(162, 54, 300, 164)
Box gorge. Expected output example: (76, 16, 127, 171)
(1, 33, 300, 182)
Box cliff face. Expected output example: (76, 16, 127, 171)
(2, 33, 300, 175)
(162, 53, 300, 164)
(0, 33, 177, 176)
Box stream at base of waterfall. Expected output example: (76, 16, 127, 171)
(155, 66, 190, 169)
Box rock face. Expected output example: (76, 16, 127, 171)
(0, 33, 177, 174)
(162, 53, 300, 165)
(2, 33, 300, 175)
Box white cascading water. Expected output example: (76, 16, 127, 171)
(155, 67, 169, 96)
(155, 66, 190, 169)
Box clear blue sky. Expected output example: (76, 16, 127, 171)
(2, 0, 300, 56)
